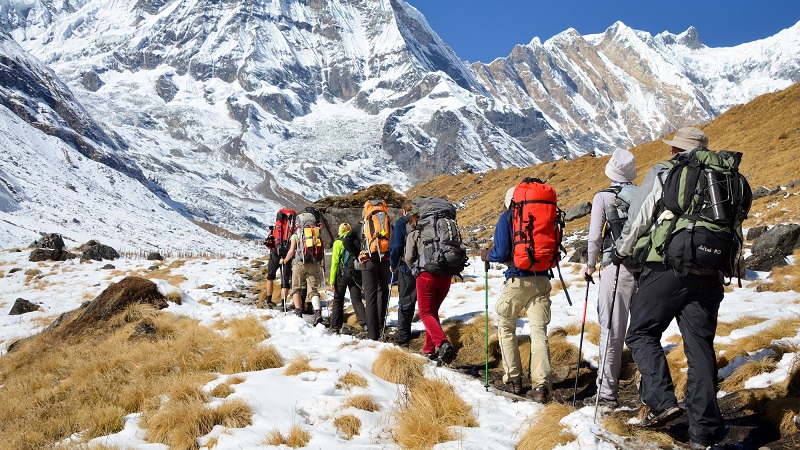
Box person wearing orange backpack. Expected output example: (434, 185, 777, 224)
(343, 199, 392, 341)
(481, 181, 561, 403)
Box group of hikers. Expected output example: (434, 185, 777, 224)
(260, 127, 751, 450)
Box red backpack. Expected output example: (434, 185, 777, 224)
(511, 178, 565, 272)
(272, 208, 296, 257)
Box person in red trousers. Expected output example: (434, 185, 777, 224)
(403, 213, 455, 365)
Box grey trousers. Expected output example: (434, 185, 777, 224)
(595, 263, 635, 400)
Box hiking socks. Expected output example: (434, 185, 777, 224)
(311, 295, 321, 311)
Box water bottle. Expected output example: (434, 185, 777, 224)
(704, 171, 732, 221)
(604, 203, 623, 241)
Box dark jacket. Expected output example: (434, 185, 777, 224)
(487, 209, 552, 280)
(389, 216, 412, 274)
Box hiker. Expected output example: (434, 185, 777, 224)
(343, 199, 392, 340)
(481, 185, 555, 403)
(404, 204, 454, 364)
(281, 212, 325, 324)
(389, 198, 418, 346)
(581, 148, 638, 408)
(262, 209, 296, 309)
(613, 127, 748, 448)
(329, 222, 366, 334)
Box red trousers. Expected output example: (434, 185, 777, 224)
(416, 271, 451, 354)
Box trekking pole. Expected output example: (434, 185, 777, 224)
(381, 271, 395, 341)
(573, 272, 594, 406)
(594, 263, 621, 423)
(280, 261, 287, 314)
(484, 260, 490, 392)
(555, 262, 573, 306)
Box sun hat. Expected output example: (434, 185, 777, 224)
(338, 222, 351, 236)
(604, 148, 637, 183)
(662, 127, 708, 151)
(504, 187, 515, 209)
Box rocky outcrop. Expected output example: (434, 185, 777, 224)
(746, 224, 800, 271)
(10, 298, 40, 315)
(80, 240, 120, 261)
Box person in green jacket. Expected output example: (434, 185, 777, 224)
(329, 222, 366, 334)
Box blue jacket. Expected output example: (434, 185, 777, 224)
(488, 210, 552, 280)
(389, 216, 412, 274)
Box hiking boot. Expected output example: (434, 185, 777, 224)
(424, 352, 437, 361)
(313, 309, 323, 325)
(582, 395, 619, 408)
(639, 406, 682, 427)
(526, 386, 549, 403)
(437, 341, 455, 364)
(294, 308, 303, 317)
(493, 379, 523, 395)
(331, 327, 341, 335)
(266, 301, 277, 309)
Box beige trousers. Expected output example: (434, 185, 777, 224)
(495, 276, 552, 387)
(290, 261, 320, 298)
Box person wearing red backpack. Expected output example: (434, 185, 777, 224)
(481, 183, 556, 403)
(261, 208, 296, 309)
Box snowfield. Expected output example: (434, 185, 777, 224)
(1, 249, 797, 449)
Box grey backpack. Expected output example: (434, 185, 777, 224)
(413, 197, 469, 276)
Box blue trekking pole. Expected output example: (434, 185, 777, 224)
(381, 271, 395, 341)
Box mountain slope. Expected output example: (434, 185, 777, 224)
(408, 82, 800, 239)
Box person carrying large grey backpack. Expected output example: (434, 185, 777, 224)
(581, 148, 638, 409)
(612, 127, 751, 449)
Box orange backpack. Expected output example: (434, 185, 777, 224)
(361, 199, 392, 260)
(511, 178, 564, 272)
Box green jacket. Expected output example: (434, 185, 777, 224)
(329, 233, 347, 285)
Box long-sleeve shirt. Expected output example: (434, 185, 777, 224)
(587, 182, 633, 267)
(487, 209, 551, 280)
(389, 216, 412, 274)
(615, 161, 671, 258)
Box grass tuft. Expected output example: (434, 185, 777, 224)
(720, 356, 779, 392)
(334, 414, 362, 440)
(283, 355, 326, 376)
(344, 394, 380, 412)
(213, 398, 252, 428)
(603, 414, 676, 447)
(517, 402, 576, 450)
(393, 377, 478, 450)
(716, 316, 769, 337)
(336, 371, 369, 390)
(372, 347, 426, 385)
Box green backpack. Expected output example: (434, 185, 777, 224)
(634, 149, 752, 278)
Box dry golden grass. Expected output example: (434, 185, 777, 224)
(720, 356, 779, 392)
(602, 414, 676, 447)
(165, 291, 182, 304)
(210, 383, 235, 398)
(393, 377, 478, 450)
(549, 334, 580, 368)
(213, 398, 253, 428)
(336, 371, 369, 390)
(226, 315, 270, 342)
(264, 425, 312, 448)
(666, 344, 688, 400)
(665, 334, 682, 344)
(334, 414, 362, 440)
(443, 315, 500, 366)
(142, 397, 216, 450)
(516, 402, 576, 450)
(718, 317, 800, 357)
(283, 355, 327, 376)
(344, 394, 380, 412)
(0, 308, 283, 448)
(372, 347, 426, 385)
(762, 397, 800, 437)
(717, 316, 770, 337)
(145, 266, 188, 287)
(759, 249, 800, 292)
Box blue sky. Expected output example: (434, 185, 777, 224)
(404, 0, 800, 63)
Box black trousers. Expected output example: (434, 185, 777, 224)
(362, 258, 391, 340)
(330, 270, 365, 329)
(625, 264, 725, 445)
(395, 269, 418, 344)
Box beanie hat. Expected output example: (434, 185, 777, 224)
(338, 222, 351, 236)
(504, 187, 515, 209)
(662, 127, 708, 151)
(605, 148, 637, 183)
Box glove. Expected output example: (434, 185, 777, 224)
(610, 250, 626, 266)
(582, 265, 596, 281)
(480, 248, 490, 262)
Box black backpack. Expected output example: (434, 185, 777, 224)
(412, 197, 469, 276)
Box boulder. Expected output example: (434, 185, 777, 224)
(9, 298, 39, 315)
(751, 186, 780, 200)
(101, 264, 116, 270)
(130, 318, 158, 340)
(32, 233, 65, 251)
(568, 240, 588, 263)
(746, 225, 768, 241)
(564, 202, 592, 222)
(745, 248, 787, 272)
(750, 224, 800, 257)
(80, 242, 120, 261)
(29, 248, 77, 262)
(146, 252, 164, 261)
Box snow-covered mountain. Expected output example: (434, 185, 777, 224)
(0, 0, 798, 249)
